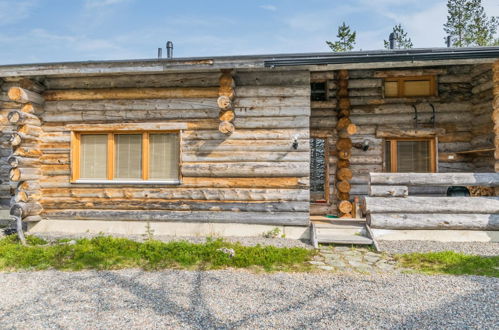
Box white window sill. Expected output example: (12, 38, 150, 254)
(72, 180, 181, 185)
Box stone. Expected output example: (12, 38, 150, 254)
(376, 262, 395, 271)
(364, 256, 380, 264)
(348, 260, 365, 268)
(317, 265, 334, 271)
(333, 246, 350, 252)
(308, 261, 326, 266)
(326, 260, 346, 268)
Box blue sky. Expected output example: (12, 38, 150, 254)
(0, 0, 498, 64)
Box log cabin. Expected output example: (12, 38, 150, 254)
(0, 47, 498, 243)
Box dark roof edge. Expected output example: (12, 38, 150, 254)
(264, 47, 499, 67)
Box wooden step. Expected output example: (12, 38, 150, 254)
(317, 234, 373, 245)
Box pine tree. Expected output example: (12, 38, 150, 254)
(326, 22, 356, 52)
(444, 0, 498, 47)
(466, 0, 498, 46)
(383, 24, 414, 49)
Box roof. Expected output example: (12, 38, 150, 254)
(0, 46, 498, 77)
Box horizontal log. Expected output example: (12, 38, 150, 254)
(367, 213, 499, 230)
(234, 96, 309, 108)
(363, 196, 499, 214)
(18, 78, 45, 93)
(44, 98, 218, 111)
(7, 156, 40, 168)
(181, 162, 309, 177)
(369, 172, 499, 187)
(183, 129, 309, 140)
(182, 139, 310, 152)
(235, 86, 309, 97)
(11, 146, 42, 158)
(9, 132, 39, 147)
(368, 185, 408, 197)
(236, 70, 309, 87)
(10, 202, 42, 217)
(41, 199, 309, 212)
(182, 151, 308, 162)
(375, 127, 446, 138)
(22, 215, 42, 222)
(44, 72, 221, 89)
(351, 112, 473, 125)
(9, 167, 40, 181)
(8, 110, 41, 126)
(18, 124, 42, 137)
(43, 87, 219, 101)
(8, 87, 44, 104)
(42, 210, 310, 226)
(41, 187, 310, 201)
(21, 103, 44, 115)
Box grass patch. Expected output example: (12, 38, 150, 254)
(396, 251, 499, 277)
(0, 235, 314, 272)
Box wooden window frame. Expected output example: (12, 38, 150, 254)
(384, 137, 437, 173)
(71, 130, 181, 184)
(310, 135, 331, 204)
(384, 75, 437, 98)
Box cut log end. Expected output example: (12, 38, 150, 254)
(219, 121, 235, 135)
(219, 110, 235, 122)
(217, 95, 233, 110)
(7, 87, 22, 101)
(338, 200, 353, 214)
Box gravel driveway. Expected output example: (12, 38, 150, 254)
(0, 270, 497, 329)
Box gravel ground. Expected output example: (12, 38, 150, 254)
(378, 240, 499, 256)
(0, 269, 497, 329)
(28, 231, 313, 249)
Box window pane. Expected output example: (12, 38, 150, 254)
(149, 133, 179, 180)
(397, 141, 430, 172)
(385, 141, 391, 171)
(404, 80, 431, 96)
(384, 81, 398, 97)
(80, 134, 107, 179)
(115, 134, 142, 179)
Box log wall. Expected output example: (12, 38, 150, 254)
(36, 70, 311, 226)
(311, 64, 493, 214)
(470, 64, 495, 172)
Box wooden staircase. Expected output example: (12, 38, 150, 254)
(310, 216, 375, 248)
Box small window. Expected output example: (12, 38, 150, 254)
(311, 82, 327, 101)
(384, 76, 436, 98)
(385, 139, 436, 173)
(73, 131, 180, 182)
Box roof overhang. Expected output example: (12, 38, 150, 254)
(0, 47, 497, 78)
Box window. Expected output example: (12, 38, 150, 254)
(384, 76, 436, 98)
(385, 138, 436, 173)
(311, 82, 327, 101)
(72, 131, 180, 183)
(310, 137, 330, 203)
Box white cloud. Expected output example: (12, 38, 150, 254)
(85, 0, 129, 8)
(0, 0, 36, 25)
(260, 4, 277, 11)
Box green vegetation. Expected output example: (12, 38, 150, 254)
(384, 24, 413, 49)
(396, 251, 499, 277)
(0, 235, 314, 272)
(326, 22, 356, 52)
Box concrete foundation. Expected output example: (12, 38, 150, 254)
(372, 229, 499, 242)
(27, 219, 311, 240)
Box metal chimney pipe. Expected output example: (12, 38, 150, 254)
(389, 33, 396, 49)
(157, 47, 162, 59)
(166, 41, 173, 59)
(446, 36, 451, 48)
